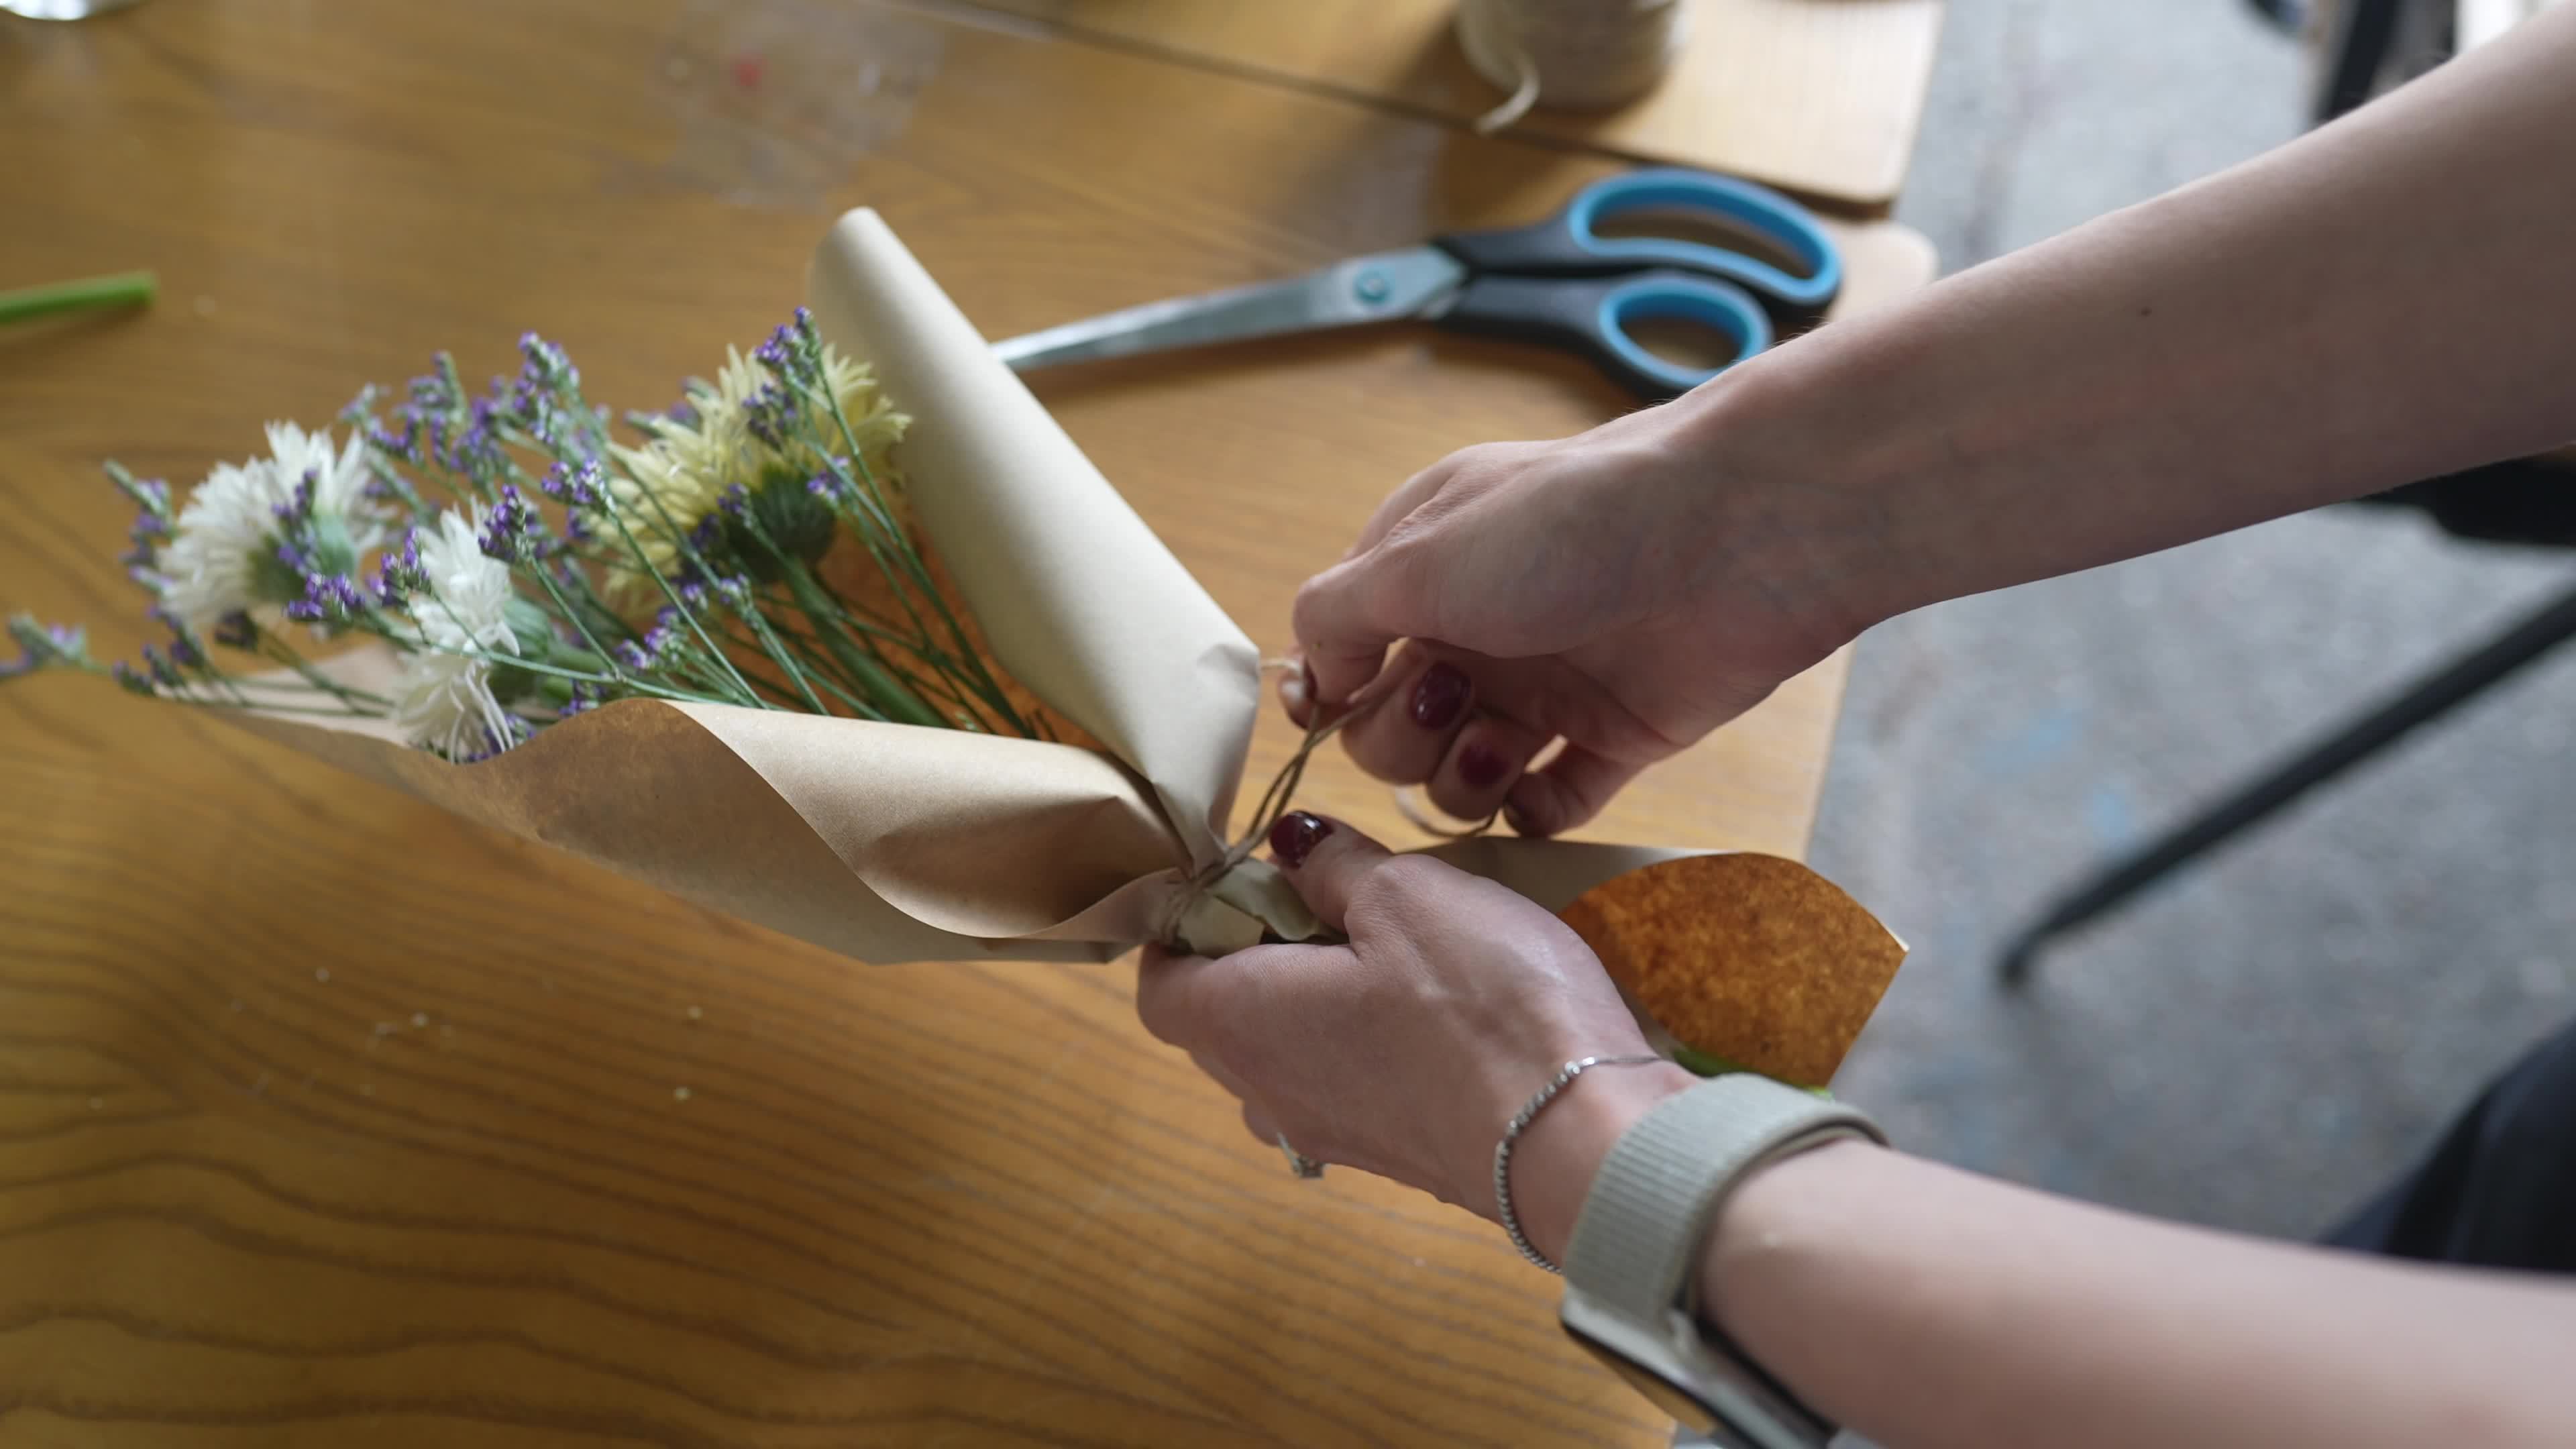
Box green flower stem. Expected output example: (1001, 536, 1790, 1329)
(793, 567, 1014, 727)
(347, 619, 728, 706)
(782, 559, 943, 728)
(593, 505, 768, 707)
(529, 568, 627, 684)
(747, 632, 888, 720)
(0, 270, 156, 327)
(773, 570, 994, 727)
(733, 605, 830, 715)
(255, 637, 392, 711)
(194, 698, 384, 718)
(808, 400, 1035, 740)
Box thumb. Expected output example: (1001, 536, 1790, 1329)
(1263, 810, 1391, 936)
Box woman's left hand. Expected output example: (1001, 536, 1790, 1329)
(1136, 811, 1694, 1260)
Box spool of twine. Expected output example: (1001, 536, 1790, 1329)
(1455, 0, 1689, 134)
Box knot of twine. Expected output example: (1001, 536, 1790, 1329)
(1157, 661, 1498, 947)
(1454, 0, 1688, 135)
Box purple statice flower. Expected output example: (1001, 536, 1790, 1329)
(406, 359, 462, 414)
(539, 459, 606, 511)
(374, 528, 426, 600)
(110, 660, 155, 696)
(337, 384, 382, 429)
(283, 573, 369, 625)
(145, 604, 209, 669)
(614, 616, 679, 673)
(272, 537, 319, 586)
(716, 483, 751, 519)
(2, 616, 89, 681)
(558, 683, 601, 716)
(138, 643, 186, 691)
(271, 468, 321, 529)
(370, 414, 425, 465)
(432, 396, 508, 482)
(741, 380, 800, 449)
(477, 484, 543, 564)
(122, 504, 170, 575)
(686, 513, 724, 554)
(517, 332, 578, 392)
(104, 463, 174, 525)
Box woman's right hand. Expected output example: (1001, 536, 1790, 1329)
(1288, 392, 1878, 835)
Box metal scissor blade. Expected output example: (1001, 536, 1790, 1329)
(991, 246, 1466, 372)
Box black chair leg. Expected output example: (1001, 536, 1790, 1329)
(1999, 576, 2576, 988)
(2317, 0, 2406, 121)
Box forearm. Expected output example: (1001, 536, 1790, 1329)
(1704, 1140, 2576, 1449)
(1693, 5, 2576, 632)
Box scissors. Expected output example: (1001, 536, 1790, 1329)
(991, 168, 1841, 402)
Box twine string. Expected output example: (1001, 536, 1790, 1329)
(1159, 660, 1501, 945)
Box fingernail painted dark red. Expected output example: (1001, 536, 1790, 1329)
(1457, 741, 1512, 789)
(1410, 663, 1470, 730)
(1269, 810, 1332, 867)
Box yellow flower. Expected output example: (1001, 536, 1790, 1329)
(600, 342, 906, 593)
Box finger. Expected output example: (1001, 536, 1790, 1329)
(1275, 655, 1358, 731)
(1135, 943, 1224, 1052)
(1139, 940, 1352, 1058)
(1337, 645, 1472, 787)
(1292, 552, 1426, 709)
(1427, 710, 1550, 822)
(1263, 810, 1394, 935)
(1278, 657, 1316, 729)
(1503, 745, 1646, 837)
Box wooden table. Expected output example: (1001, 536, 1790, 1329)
(953, 0, 1946, 212)
(1, 1, 1933, 1443)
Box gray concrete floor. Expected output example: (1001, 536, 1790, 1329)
(1813, 0, 2576, 1238)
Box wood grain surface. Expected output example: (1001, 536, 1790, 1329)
(1, 1, 1933, 1443)
(946, 0, 1945, 212)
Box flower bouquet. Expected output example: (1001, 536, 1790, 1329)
(6, 211, 1903, 1087)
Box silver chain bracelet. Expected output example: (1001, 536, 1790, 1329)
(1494, 1053, 1668, 1273)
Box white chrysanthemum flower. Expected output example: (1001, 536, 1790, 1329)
(262, 421, 377, 521)
(600, 343, 904, 592)
(160, 423, 388, 625)
(393, 508, 523, 761)
(160, 458, 281, 624)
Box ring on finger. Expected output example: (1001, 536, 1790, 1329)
(1277, 1133, 1327, 1179)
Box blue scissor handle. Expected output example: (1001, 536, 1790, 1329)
(1434, 168, 1841, 327)
(1436, 268, 1772, 402)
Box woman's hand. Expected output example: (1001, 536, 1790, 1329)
(1136, 811, 1694, 1262)
(1286, 395, 1878, 836)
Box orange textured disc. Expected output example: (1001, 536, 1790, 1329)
(1559, 853, 1905, 1087)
